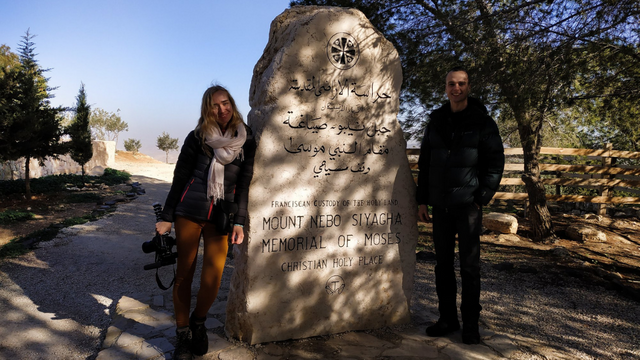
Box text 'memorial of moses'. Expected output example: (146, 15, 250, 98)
(225, 6, 418, 344)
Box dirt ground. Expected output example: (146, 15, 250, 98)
(2, 151, 639, 299)
(0, 151, 167, 247)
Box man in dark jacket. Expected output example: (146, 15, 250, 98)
(417, 67, 504, 344)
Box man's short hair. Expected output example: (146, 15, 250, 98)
(447, 66, 469, 84)
(449, 66, 467, 73)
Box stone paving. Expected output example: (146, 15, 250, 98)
(96, 292, 524, 360)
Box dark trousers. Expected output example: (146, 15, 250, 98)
(432, 204, 482, 324)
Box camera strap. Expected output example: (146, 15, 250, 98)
(155, 261, 176, 290)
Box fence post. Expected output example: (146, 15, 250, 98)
(597, 143, 613, 215)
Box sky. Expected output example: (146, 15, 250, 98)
(1, 0, 293, 162)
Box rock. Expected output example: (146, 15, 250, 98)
(497, 234, 520, 242)
(551, 247, 571, 258)
(416, 251, 436, 262)
(584, 213, 602, 221)
(225, 6, 415, 345)
(483, 212, 518, 234)
(565, 225, 607, 243)
(493, 262, 514, 271)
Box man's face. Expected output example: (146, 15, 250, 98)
(445, 71, 470, 104)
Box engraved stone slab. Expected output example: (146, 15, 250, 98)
(225, 6, 418, 344)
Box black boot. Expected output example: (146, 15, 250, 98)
(173, 326, 193, 360)
(462, 322, 480, 344)
(189, 313, 208, 356)
(426, 318, 460, 337)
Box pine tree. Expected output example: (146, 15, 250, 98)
(67, 83, 93, 178)
(2, 30, 65, 198)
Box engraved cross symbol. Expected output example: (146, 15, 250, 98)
(331, 37, 356, 66)
(327, 33, 359, 70)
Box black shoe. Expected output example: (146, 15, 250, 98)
(189, 313, 208, 356)
(462, 323, 480, 344)
(173, 327, 193, 360)
(426, 319, 460, 337)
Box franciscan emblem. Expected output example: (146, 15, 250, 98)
(325, 275, 345, 295)
(327, 33, 359, 70)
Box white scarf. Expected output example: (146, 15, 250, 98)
(204, 124, 247, 201)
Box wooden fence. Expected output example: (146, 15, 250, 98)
(407, 145, 640, 214)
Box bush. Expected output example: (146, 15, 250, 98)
(124, 138, 142, 154)
(100, 168, 131, 186)
(0, 210, 35, 224)
(0, 168, 131, 195)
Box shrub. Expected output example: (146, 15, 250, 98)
(0, 168, 131, 195)
(0, 210, 35, 224)
(100, 168, 131, 186)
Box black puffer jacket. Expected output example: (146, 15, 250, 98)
(417, 97, 504, 208)
(161, 125, 255, 225)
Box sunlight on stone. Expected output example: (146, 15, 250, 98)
(91, 293, 113, 315)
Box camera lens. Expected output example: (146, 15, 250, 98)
(142, 239, 157, 253)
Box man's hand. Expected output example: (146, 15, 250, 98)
(231, 225, 244, 245)
(155, 221, 172, 235)
(418, 204, 431, 223)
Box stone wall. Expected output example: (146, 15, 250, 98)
(0, 141, 116, 180)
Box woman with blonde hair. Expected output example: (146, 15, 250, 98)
(156, 85, 255, 359)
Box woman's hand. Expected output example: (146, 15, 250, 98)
(155, 221, 172, 235)
(231, 225, 244, 245)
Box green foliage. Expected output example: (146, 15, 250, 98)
(0, 31, 67, 198)
(123, 138, 142, 154)
(0, 239, 30, 258)
(101, 167, 131, 185)
(0, 45, 20, 131)
(0, 209, 35, 224)
(156, 131, 179, 163)
(66, 83, 93, 174)
(89, 108, 128, 148)
(0, 167, 130, 195)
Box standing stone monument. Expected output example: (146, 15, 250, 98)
(226, 6, 418, 344)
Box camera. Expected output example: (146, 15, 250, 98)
(143, 202, 178, 270)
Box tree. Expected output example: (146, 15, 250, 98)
(124, 138, 142, 154)
(156, 132, 178, 163)
(0, 31, 65, 198)
(66, 83, 93, 178)
(0, 45, 21, 162)
(89, 108, 128, 148)
(290, 0, 640, 242)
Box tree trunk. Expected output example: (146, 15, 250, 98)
(518, 121, 556, 243)
(24, 156, 31, 199)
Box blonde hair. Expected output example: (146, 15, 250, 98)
(195, 85, 244, 155)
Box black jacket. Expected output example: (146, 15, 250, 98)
(417, 97, 504, 208)
(161, 125, 255, 225)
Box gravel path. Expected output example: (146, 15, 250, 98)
(0, 161, 639, 359)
